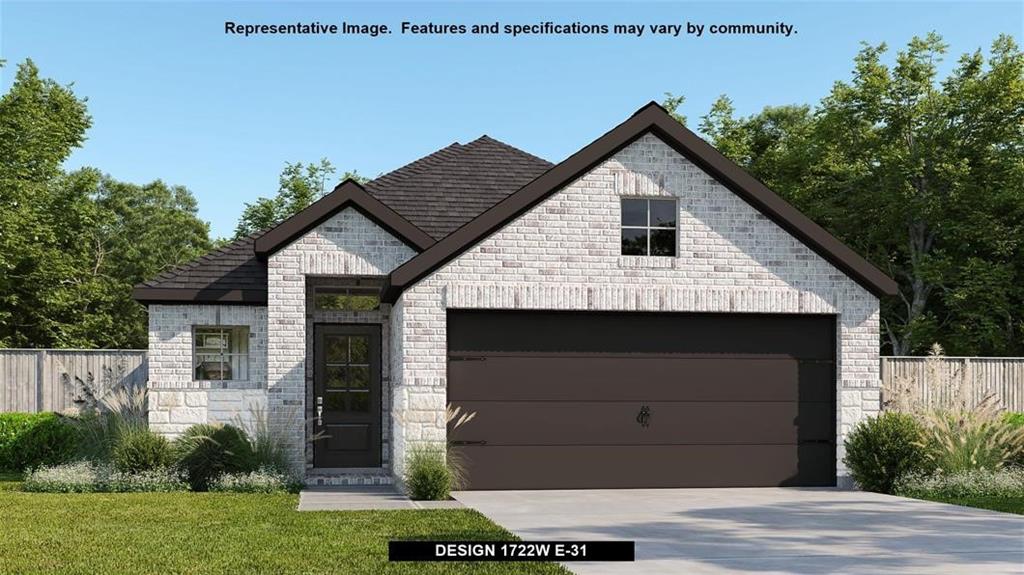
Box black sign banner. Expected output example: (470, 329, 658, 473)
(389, 540, 635, 562)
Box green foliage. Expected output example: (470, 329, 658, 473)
(112, 427, 173, 473)
(895, 468, 1024, 500)
(174, 424, 255, 491)
(0, 412, 77, 471)
(1004, 412, 1024, 427)
(918, 399, 1024, 472)
(0, 59, 212, 349)
(72, 385, 149, 462)
(843, 412, 932, 493)
(22, 461, 187, 493)
(404, 444, 452, 500)
(231, 408, 291, 474)
(209, 468, 302, 493)
(682, 33, 1024, 356)
(233, 160, 367, 239)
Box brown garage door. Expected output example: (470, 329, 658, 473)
(447, 310, 836, 490)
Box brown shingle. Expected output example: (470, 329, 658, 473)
(364, 136, 553, 239)
(134, 136, 552, 303)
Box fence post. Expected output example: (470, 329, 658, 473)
(35, 350, 45, 412)
(962, 357, 973, 407)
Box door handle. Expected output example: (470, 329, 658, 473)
(636, 405, 651, 428)
(316, 396, 323, 426)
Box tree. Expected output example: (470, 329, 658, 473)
(0, 59, 212, 348)
(233, 160, 367, 239)
(692, 34, 1024, 355)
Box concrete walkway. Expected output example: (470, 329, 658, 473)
(455, 487, 1024, 575)
(297, 486, 464, 511)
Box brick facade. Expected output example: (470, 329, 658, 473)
(147, 304, 268, 436)
(147, 133, 881, 486)
(391, 133, 881, 484)
(266, 208, 416, 473)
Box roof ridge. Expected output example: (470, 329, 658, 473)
(462, 135, 553, 167)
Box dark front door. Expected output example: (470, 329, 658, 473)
(447, 310, 837, 490)
(313, 324, 381, 468)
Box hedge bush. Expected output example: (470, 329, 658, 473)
(22, 461, 187, 493)
(112, 427, 173, 473)
(174, 424, 255, 491)
(209, 468, 301, 493)
(0, 412, 78, 471)
(843, 412, 932, 494)
(404, 445, 451, 500)
(895, 468, 1024, 499)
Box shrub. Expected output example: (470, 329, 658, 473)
(22, 461, 102, 493)
(918, 396, 1024, 473)
(104, 468, 188, 493)
(404, 444, 451, 500)
(1005, 412, 1024, 428)
(209, 467, 301, 493)
(174, 424, 255, 491)
(895, 468, 1024, 499)
(22, 461, 187, 493)
(112, 428, 173, 473)
(72, 386, 148, 462)
(843, 412, 932, 494)
(0, 412, 78, 471)
(231, 407, 290, 474)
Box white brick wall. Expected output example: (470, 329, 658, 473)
(147, 305, 267, 437)
(267, 208, 417, 473)
(392, 133, 881, 483)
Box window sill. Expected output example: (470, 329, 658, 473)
(617, 256, 677, 270)
(186, 380, 261, 390)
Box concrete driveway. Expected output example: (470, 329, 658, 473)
(454, 488, 1024, 574)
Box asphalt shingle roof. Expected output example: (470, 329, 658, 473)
(365, 136, 553, 240)
(136, 136, 552, 298)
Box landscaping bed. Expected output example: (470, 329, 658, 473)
(920, 495, 1024, 515)
(0, 480, 570, 574)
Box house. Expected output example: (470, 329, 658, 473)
(133, 102, 898, 490)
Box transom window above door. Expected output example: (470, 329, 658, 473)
(621, 198, 678, 256)
(313, 277, 383, 311)
(323, 334, 371, 412)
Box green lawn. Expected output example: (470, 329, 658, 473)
(0, 477, 570, 574)
(917, 494, 1024, 515)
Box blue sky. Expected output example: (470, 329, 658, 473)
(2, 1, 1020, 239)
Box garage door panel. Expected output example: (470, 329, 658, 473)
(446, 310, 837, 489)
(449, 356, 829, 402)
(451, 401, 833, 446)
(448, 310, 835, 360)
(452, 444, 836, 489)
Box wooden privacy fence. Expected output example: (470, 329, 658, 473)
(881, 356, 1024, 412)
(0, 349, 147, 413)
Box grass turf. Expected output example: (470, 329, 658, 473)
(0, 483, 571, 574)
(918, 495, 1024, 515)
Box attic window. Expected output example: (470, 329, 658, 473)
(621, 198, 677, 257)
(313, 278, 383, 311)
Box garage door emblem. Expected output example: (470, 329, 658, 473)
(636, 405, 651, 428)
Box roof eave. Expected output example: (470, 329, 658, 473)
(132, 287, 268, 305)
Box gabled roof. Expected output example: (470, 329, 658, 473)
(364, 135, 553, 239)
(133, 137, 547, 304)
(253, 179, 435, 258)
(383, 102, 899, 300)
